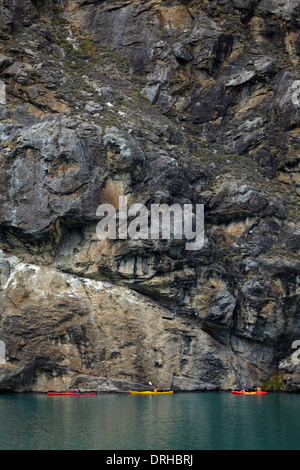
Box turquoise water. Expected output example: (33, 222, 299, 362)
(0, 392, 299, 450)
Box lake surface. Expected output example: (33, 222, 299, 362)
(0, 392, 299, 450)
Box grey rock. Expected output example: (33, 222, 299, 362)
(0, 0, 299, 393)
(141, 83, 160, 104)
(209, 290, 237, 327)
(0, 53, 13, 73)
(172, 43, 193, 64)
(84, 101, 103, 113)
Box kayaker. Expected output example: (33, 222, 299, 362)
(154, 387, 159, 393)
(256, 385, 262, 392)
(74, 387, 81, 393)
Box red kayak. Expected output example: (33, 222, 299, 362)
(47, 392, 96, 396)
(231, 390, 267, 395)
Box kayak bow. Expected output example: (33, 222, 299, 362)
(128, 390, 174, 395)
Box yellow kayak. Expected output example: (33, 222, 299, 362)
(128, 390, 174, 395)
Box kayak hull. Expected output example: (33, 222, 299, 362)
(231, 391, 267, 395)
(47, 392, 96, 396)
(128, 390, 174, 395)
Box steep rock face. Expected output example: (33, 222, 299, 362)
(0, 0, 299, 392)
(71, 0, 300, 176)
(0, 249, 277, 392)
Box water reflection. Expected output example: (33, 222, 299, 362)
(0, 393, 299, 450)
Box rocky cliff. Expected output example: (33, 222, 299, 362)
(0, 0, 299, 393)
